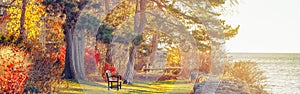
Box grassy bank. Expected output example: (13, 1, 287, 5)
(58, 80, 194, 94)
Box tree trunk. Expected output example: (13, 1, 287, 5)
(73, 34, 80, 78)
(20, 0, 26, 34)
(78, 31, 86, 79)
(62, 1, 88, 81)
(63, 28, 86, 80)
(149, 32, 159, 66)
(104, 0, 112, 65)
(124, 0, 147, 85)
(74, 33, 85, 80)
(105, 44, 112, 64)
(124, 46, 136, 84)
(63, 28, 77, 79)
(16, 0, 26, 44)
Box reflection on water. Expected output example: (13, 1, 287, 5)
(229, 53, 300, 94)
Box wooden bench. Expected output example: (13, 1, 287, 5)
(106, 70, 122, 90)
(143, 67, 183, 75)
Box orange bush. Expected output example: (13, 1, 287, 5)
(0, 47, 30, 94)
(56, 46, 66, 67)
(24, 45, 64, 93)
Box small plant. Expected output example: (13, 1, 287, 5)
(0, 46, 30, 94)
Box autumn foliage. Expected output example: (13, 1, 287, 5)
(0, 14, 11, 25)
(223, 61, 267, 93)
(6, 0, 45, 42)
(22, 45, 63, 93)
(84, 47, 101, 74)
(55, 46, 66, 67)
(101, 63, 116, 82)
(57, 46, 101, 75)
(0, 46, 30, 94)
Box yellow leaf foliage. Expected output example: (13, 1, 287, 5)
(165, 47, 182, 67)
(6, 0, 45, 42)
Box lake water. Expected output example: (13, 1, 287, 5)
(229, 53, 300, 94)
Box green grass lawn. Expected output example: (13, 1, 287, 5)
(58, 80, 194, 94)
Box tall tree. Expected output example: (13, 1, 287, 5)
(42, 0, 89, 80)
(123, 0, 147, 84)
(63, 1, 88, 80)
(96, 0, 135, 65)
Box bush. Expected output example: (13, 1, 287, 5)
(56, 46, 66, 67)
(84, 47, 101, 75)
(198, 53, 211, 73)
(158, 75, 177, 81)
(193, 61, 268, 94)
(223, 61, 268, 94)
(25, 45, 64, 93)
(57, 46, 101, 75)
(0, 46, 31, 94)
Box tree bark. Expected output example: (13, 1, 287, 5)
(63, 26, 86, 80)
(20, 0, 26, 34)
(81, 32, 86, 78)
(124, 46, 136, 84)
(74, 33, 84, 79)
(63, 17, 86, 80)
(62, 1, 88, 80)
(73, 34, 80, 78)
(124, 0, 147, 85)
(105, 44, 112, 64)
(149, 31, 159, 66)
(77, 31, 85, 79)
(104, 0, 113, 65)
(16, 0, 26, 44)
(63, 28, 77, 79)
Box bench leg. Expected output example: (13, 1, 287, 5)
(108, 82, 110, 90)
(117, 82, 119, 91)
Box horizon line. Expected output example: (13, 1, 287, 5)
(228, 51, 300, 54)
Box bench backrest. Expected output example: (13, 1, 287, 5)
(106, 70, 113, 81)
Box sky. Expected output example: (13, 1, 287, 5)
(224, 0, 300, 53)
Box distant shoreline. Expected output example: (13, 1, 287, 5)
(228, 52, 300, 54)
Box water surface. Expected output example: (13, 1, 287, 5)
(229, 53, 300, 94)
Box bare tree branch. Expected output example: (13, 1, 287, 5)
(0, 0, 17, 8)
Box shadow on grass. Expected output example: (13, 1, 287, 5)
(59, 79, 192, 93)
(79, 80, 107, 88)
(59, 88, 84, 92)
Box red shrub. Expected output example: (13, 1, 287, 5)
(84, 47, 101, 74)
(0, 47, 30, 94)
(101, 63, 117, 82)
(57, 46, 101, 75)
(57, 46, 66, 67)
